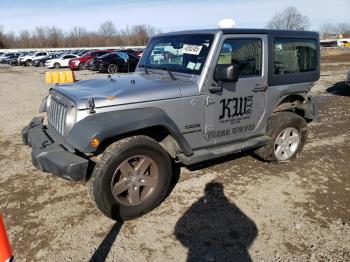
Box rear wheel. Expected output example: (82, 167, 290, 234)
(25, 60, 32, 66)
(89, 136, 172, 221)
(54, 62, 60, 69)
(107, 64, 118, 74)
(254, 111, 307, 162)
(39, 61, 45, 67)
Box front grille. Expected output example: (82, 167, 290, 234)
(47, 94, 68, 136)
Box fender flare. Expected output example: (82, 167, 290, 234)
(66, 108, 193, 156)
(274, 94, 319, 121)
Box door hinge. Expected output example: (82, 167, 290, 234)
(205, 125, 214, 133)
(206, 96, 216, 106)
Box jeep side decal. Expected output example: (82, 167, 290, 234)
(219, 96, 253, 120)
(206, 124, 255, 140)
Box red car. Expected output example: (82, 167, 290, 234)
(69, 50, 113, 70)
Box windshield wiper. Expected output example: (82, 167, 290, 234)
(161, 67, 177, 80)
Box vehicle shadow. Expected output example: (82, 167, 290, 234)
(326, 81, 350, 96)
(90, 222, 124, 262)
(175, 182, 257, 262)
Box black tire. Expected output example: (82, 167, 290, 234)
(107, 64, 118, 74)
(54, 62, 60, 69)
(25, 60, 32, 66)
(89, 136, 172, 221)
(78, 62, 85, 70)
(254, 111, 307, 162)
(39, 61, 45, 67)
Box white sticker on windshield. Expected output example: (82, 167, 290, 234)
(194, 63, 201, 70)
(187, 62, 196, 70)
(183, 44, 203, 55)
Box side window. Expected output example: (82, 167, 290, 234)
(274, 39, 317, 74)
(217, 39, 262, 77)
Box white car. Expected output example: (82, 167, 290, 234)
(18, 51, 49, 66)
(346, 69, 350, 86)
(45, 54, 79, 69)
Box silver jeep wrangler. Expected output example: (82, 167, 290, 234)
(23, 28, 320, 220)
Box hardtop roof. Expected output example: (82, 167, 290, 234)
(156, 28, 319, 38)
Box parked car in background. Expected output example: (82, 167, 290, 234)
(68, 50, 112, 70)
(92, 51, 140, 73)
(18, 51, 49, 66)
(0, 53, 19, 63)
(45, 54, 78, 69)
(32, 53, 61, 67)
(1, 54, 20, 64)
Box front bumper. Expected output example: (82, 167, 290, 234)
(69, 62, 79, 69)
(22, 117, 89, 181)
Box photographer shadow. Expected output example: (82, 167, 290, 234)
(175, 182, 257, 262)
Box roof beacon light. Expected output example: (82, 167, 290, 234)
(218, 19, 236, 29)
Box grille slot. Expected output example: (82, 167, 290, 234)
(47, 95, 68, 136)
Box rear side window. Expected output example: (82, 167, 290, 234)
(217, 39, 262, 77)
(274, 39, 317, 74)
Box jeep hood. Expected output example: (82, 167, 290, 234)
(53, 72, 196, 109)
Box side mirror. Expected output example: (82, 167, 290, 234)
(214, 64, 239, 82)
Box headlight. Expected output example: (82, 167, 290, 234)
(65, 106, 76, 131)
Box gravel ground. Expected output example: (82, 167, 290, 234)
(0, 57, 349, 261)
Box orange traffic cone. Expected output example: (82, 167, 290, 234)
(0, 215, 13, 262)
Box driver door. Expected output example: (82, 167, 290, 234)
(204, 34, 268, 144)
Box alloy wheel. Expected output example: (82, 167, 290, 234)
(111, 155, 159, 206)
(274, 127, 300, 161)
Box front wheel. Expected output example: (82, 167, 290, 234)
(53, 63, 60, 69)
(254, 111, 307, 162)
(89, 136, 172, 221)
(107, 64, 118, 74)
(78, 62, 85, 70)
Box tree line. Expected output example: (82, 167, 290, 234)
(0, 21, 158, 48)
(1, 7, 350, 48)
(266, 6, 350, 39)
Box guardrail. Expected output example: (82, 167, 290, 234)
(0, 46, 146, 53)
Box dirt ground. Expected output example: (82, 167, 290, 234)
(0, 53, 349, 261)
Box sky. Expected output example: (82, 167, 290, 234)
(0, 0, 349, 34)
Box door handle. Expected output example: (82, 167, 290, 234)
(252, 85, 268, 93)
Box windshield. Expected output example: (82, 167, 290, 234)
(116, 52, 129, 60)
(139, 34, 214, 75)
